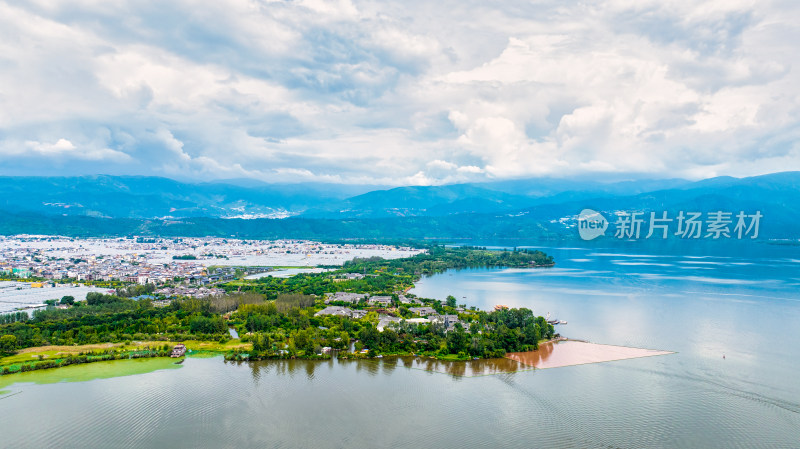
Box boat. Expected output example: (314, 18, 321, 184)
(170, 344, 187, 358)
(546, 312, 565, 325)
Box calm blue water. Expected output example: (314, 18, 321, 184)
(411, 243, 800, 445)
(1, 242, 799, 448)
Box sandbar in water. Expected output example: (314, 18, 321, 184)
(506, 340, 674, 369)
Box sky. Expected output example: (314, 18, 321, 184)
(0, 0, 799, 185)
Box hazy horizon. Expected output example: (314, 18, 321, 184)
(2, 170, 798, 189)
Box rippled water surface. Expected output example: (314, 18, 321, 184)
(2, 243, 799, 448)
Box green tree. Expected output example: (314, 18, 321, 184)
(446, 295, 457, 308)
(380, 329, 399, 350)
(293, 329, 313, 353)
(446, 323, 468, 354)
(252, 333, 271, 353)
(60, 295, 75, 305)
(468, 336, 485, 357)
(189, 315, 225, 334)
(0, 334, 18, 354)
(359, 325, 380, 349)
(523, 323, 540, 347)
(333, 331, 350, 350)
(363, 311, 379, 327)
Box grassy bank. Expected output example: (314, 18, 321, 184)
(0, 340, 252, 376)
(0, 356, 184, 390)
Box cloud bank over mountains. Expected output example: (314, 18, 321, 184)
(1, 0, 798, 184)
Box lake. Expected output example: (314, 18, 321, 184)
(1, 242, 799, 448)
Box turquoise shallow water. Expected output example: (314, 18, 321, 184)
(1, 243, 799, 448)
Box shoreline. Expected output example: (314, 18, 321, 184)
(1, 337, 677, 381)
(2, 335, 564, 377)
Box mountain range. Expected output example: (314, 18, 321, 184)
(1, 172, 798, 240)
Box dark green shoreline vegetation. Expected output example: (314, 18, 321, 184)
(1, 247, 555, 375)
(0, 211, 565, 241)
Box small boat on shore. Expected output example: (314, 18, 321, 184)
(171, 344, 187, 358)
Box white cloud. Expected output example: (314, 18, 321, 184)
(23, 138, 131, 162)
(27, 138, 76, 154)
(295, 0, 359, 19)
(0, 0, 798, 183)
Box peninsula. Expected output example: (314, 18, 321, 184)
(1, 245, 556, 375)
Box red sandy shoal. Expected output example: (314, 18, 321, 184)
(506, 340, 674, 369)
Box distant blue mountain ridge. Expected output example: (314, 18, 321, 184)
(0, 172, 798, 239)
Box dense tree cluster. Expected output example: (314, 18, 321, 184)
(223, 247, 551, 303)
(0, 293, 231, 352)
(0, 334, 17, 356)
(237, 298, 555, 360)
(274, 293, 316, 313)
(343, 246, 554, 276)
(189, 315, 226, 334)
(0, 311, 28, 325)
(222, 272, 339, 297)
(350, 307, 554, 359)
(239, 304, 358, 357)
